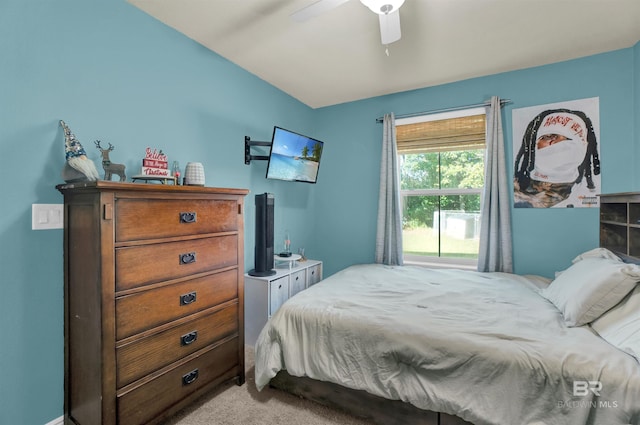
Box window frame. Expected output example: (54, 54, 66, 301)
(396, 107, 486, 269)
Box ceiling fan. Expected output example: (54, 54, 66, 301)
(291, 0, 406, 46)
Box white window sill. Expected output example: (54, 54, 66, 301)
(403, 256, 477, 271)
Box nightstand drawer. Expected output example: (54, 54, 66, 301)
(116, 304, 238, 388)
(307, 263, 322, 286)
(116, 235, 237, 291)
(116, 269, 238, 339)
(289, 269, 306, 297)
(117, 337, 239, 425)
(115, 198, 238, 242)
(269, 276, 289, 316)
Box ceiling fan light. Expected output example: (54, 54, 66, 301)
(360, 0, 405, 15)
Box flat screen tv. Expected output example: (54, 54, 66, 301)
(266, 126, 324, 183)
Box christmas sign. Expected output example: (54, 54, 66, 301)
(141, 147, 170, 177)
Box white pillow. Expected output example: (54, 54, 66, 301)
(591, 285, 640, 361)
(571, 247, 622, 263)
(541, 257, 640, 327)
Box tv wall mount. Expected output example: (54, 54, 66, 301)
(244, 136, 272, 165)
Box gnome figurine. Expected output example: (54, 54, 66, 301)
(60, 120, 100, 183)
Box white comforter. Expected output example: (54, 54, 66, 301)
(254, 264, 640, 425)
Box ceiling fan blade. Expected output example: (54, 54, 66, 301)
(378, 9, 401, 45)
(291, 0, 351, 22)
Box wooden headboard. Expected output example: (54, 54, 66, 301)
(599, 192, 640, 264)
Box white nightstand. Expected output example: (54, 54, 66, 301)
(244, 259, 322, 347)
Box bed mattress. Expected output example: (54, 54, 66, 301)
(254, 264, 640, 425)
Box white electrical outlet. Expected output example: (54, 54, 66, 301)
(32, 204, 64, 230)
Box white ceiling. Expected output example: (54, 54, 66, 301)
(128, 0, 640, 109)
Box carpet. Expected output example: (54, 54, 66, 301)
(164, 347, 373, 425)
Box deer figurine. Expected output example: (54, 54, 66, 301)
(95, 140, 126, 181)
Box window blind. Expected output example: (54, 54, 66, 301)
(396, 114, 486, 154)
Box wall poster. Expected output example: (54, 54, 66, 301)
(512, 97, 601, 208)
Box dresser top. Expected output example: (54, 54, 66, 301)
(56, 180, 249, 196)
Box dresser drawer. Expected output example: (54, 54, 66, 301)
(116, 235, 237, 291)
(115, 198, 238, 242)
(116, 269, 238, 339)
(117, 337, 239, 425)
(116, 303, 238, 388)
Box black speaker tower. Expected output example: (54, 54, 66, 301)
(249, 193, 276, 277)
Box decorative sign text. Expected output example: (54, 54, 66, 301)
(141, 147, 170, 177)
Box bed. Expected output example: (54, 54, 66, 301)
(254, 249, 640, 425)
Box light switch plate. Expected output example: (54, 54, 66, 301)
(32, 204, 64, 230)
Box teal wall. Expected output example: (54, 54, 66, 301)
(0, 1, 638, 424)
(314, 49, 638, 277)
(635, 42, 640, 178)
(0, 1, 317, 424)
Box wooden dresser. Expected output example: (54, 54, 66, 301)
(56, 181, 248, 425)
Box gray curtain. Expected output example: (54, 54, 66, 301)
(478, 96, 513, 272)
(375, 113, 404, 265)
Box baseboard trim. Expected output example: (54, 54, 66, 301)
(44, 415, 63, 425)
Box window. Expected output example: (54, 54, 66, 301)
(396, 108, 486, 267)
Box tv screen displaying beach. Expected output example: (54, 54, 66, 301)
(267, 127, 323, 183)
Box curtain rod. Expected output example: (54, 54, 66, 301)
(375, 99, 512, 123)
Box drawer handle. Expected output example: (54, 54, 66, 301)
(179, 252, 196, 265)
(181, 330, 198, 346)
(180, 291, 197, 305)
(180, 212, 197, 223)
(182, 369, 199, 386)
